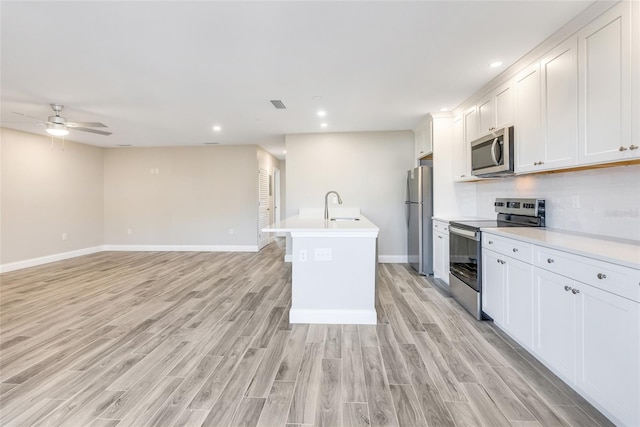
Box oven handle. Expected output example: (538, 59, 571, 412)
(449, 225, 479, 241)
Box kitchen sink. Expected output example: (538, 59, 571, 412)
(330, 217, 360, 221)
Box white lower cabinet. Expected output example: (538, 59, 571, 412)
(533, 267, 578, 382)
(576, 279, 640, 426)
(503, 257, 533, 349)
(433, 220, 449, 285)
(482, 249, 505, 325)
(482, 245, 533, 348)
(483, 231, 640, 426)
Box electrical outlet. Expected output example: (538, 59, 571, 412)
(299, 249, 308, 262)
(127, 228, 132, 235)
(572, 195, 580, 208)
(228, 228, 234, 235)
(62, 232, 67, 241)
(315, 248, 332, 262)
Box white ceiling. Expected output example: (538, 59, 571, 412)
(1, 1, 595, 159)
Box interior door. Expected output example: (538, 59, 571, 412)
(258, 168, 271, 249)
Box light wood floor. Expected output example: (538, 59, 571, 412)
(0, 239, 613, 426)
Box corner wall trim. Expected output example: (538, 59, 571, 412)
(378, 255, 408, 263)
(0, 246, 105, 274)
(0, 244, 260, 273)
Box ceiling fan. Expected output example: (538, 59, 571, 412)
(12, 104, 112, 137)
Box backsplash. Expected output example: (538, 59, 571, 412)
(475, 164, 640, 242)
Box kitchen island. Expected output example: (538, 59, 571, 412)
(263, 213, 379, 324)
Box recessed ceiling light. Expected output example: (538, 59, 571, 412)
(320, 123, 328, 128)
(283, 150, 287, 154)
(489, 61, 503, 68)
(312, 96, 322, 101)
(213, 125, 222, 132)
(440, 107, 449, 112)
(317, 110, 326, 117)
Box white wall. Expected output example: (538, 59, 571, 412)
(474, 165, 640, 242)
(285, 131, 414, 260)
(103, 145, 260, 249)
(1, 128, 104, 265)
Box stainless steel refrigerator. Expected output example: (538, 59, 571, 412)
(405, 166, 433, 275)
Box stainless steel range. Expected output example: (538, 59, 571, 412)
(448, 198, 545, 320)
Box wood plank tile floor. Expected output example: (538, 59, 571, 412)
(0, 239, 613, 426)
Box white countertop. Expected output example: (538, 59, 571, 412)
(482, 227, 640, 270)
(263, 214, 379, 234)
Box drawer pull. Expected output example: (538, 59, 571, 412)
(512, 248, 518, 252)
(488, 241, 494, 244)
(597, 273, 606, 280)
(572, 288, 580, 295)
(438, 236, 443, 239)
(630, 145, 639, 150)
(547, 258, 554, 263)
(619, 146, 628, 151)
(564, 285, 572, 292)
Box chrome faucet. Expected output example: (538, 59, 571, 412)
(324, 191, 343, 220)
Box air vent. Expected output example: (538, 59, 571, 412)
(270, 100, 287, 109)
(204, 142, 220, 145)
(116, 144, 132, 147)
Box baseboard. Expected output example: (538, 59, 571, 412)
(289, 308, 377, 325)
(102, 244, 259, 252)
(0, 246, 105, 274)
(378, 255, 408, 263)
(1, 244, 260, 273)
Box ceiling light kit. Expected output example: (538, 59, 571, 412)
(213, 125, 222, 132)
(317, 110, 326, 117)
(320, 123, 328, 128)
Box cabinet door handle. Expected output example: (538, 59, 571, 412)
(572, 288, 580, 295)
(630, 145, 638, 150)
(564, 285, 572, 292)
(547, 258, 554, 263)
(597, 273, 606, 280)
(438, 236, 443, 239)
(619, 146, 628, 151)
(512, 248, 518, 252)
(488, 241, 493, 244)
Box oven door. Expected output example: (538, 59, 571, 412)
(448, 225, 480, 291)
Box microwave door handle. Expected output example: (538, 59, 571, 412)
(490, 138, 500, 165)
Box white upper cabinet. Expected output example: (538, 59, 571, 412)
(578, 1, 637, 164)
(514, 62, 543, 172)
(541, 37, 579, 171)
(414, 115, 433, 160)
(477, 80, 514, 138)
(463, 106, 478, 144)
(516, 36, 580, 173)
(452, 114, 471, 181)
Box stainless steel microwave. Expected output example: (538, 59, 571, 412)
(470, 126, 514, 177)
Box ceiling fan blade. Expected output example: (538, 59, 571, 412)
(72, 127, 112, 136)
(12, 111, 43, 121)
(66, 122, 108, 128)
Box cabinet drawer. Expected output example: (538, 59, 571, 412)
(534, 246, 640, 302)
(482, 233, 532, 264)
(433, 220, 449, 233)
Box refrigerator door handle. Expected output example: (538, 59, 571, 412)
(405, 175, 411, 227)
